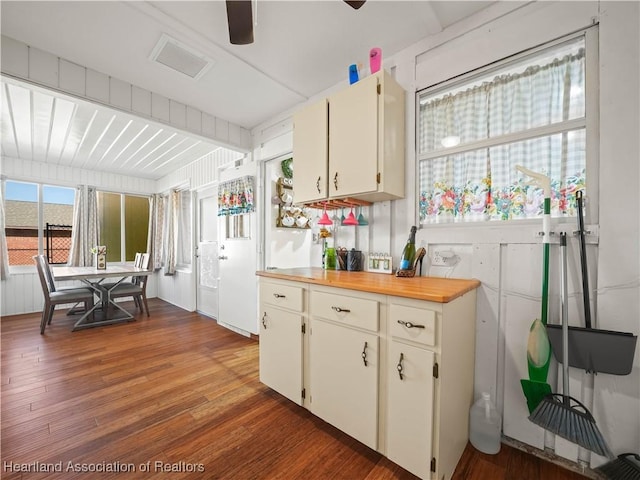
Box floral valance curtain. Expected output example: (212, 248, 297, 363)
(418, 43, 586, 223)
(218, 176, 255, 216)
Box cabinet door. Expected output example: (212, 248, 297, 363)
(328, 74, 379, 198)
(309, 319, 378, 449)
(292, 98, 328, 204)
(387, 341, 435, 479)
(259, 306, 303, 405)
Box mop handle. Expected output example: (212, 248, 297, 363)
(576, 190, 592, 328)
(560, 232, 570, 402)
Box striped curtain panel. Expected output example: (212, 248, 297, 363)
(146, 194, 165, 271)
(67, 186, 99, 266)
(418, 43, 586, 223)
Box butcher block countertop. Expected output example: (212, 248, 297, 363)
(256, 267, 480, 303)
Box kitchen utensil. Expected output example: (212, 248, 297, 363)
(357, 207, 368, 225)
(340, 208, 346, 226)
(318, 203, 333, 226)
(337, 248, 348, 270)
(343, 206, 359, 226)
(516, 166, 552, 414)
(546, 190, 637, 375)
(282, 215, 295, 227)
(296, 215, 309, 228)
(529, 232, 613, 459)
(347, 249, 363, 271)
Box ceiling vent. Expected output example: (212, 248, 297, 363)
(149, 34, 214, 80)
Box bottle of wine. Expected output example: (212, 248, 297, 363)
(399, 226, 417, 270)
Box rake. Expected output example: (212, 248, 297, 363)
(528, 232, 613, 459)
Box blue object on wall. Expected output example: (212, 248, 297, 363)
(349, 64, 359, 84)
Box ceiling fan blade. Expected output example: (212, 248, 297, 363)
(226, 0, 254, 45)
(344, 0, 366, 9)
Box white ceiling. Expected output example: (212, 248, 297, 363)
(1, 0, 495, 180)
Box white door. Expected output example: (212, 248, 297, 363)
(196, 186, 219, 319)
(218, 162, 258, 335)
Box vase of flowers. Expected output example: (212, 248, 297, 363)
(91, 246, 107, 270)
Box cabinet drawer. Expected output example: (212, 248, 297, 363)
(260, 282, 304, 312)
(311, 291, 378, 333)
(389, 303, 436, 346)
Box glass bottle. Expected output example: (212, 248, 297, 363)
(399, 226, 417, 270)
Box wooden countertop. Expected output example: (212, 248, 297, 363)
(256, 267, 480, 303)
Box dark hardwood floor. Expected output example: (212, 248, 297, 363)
(1, 299, 590, 479)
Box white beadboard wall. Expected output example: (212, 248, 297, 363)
(1, 34, 251, 152)
(248, 1, 639, 468)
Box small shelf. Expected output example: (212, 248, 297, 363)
(304, 198, 372, 210)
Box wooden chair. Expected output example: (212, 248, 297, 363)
(33, 255, 95, 334)
(110, 253, 150, 316)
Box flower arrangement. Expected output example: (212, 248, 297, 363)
(90, 245, 107, 255)
(91, 246, 107, 269)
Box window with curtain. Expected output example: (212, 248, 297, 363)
(3, 180, 75, 265)
(97, 191, 150, 262)
(417, 33, 593, 224)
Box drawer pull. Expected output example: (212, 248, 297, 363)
(331, 306, 351, 313)
(361, 341, 368, 366)
(273, 293, 286, 299)
(397, 353, 404, 380)
(397, 320, 425, 329)
(262, 312, 267, 329)
(333, 172, 339, 191)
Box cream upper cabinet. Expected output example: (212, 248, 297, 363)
(292, 70, 405, 205)
(292, 98, 328, 204)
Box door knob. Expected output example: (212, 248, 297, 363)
(218, 255, 228, 260)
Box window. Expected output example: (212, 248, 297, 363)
(4, 180, 75, 265)
(417, 32, 594, 224)
(97, 191, 149, 263)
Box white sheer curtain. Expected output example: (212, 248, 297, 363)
(163, 190, 179, 275)
(67, 186, 99, 266)
(146, 194, 165, 271)
(0, 178, 10, 280)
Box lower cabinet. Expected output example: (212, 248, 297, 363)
(259, 305, 303, 405)
(258, 277, 477, 480)
(387, 340, 435, 479)
(309, 318, 379, 450)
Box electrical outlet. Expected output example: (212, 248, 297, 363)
(432, 250, 458, 267)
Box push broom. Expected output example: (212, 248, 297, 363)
(528, 232, 613, 459)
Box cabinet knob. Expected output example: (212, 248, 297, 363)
(397, 320, 425, 329)
(361, 341, 368, 366)
(332, 306, 351, 313)
(316, 176, 321, 194)
(262, 312, 267, 329)
(397, 353, 404, 380)
(333, 172, 339, 191)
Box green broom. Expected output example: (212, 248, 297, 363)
(517, 166, 552, 414)
(528, 232, 613, 459)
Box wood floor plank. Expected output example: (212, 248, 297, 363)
(1, 299, 591, 480)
